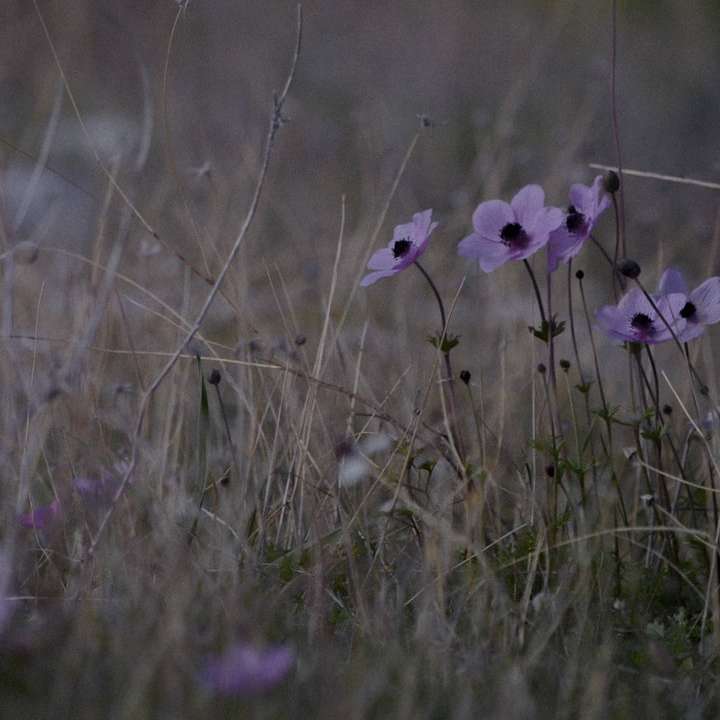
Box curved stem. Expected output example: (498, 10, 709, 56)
(413, 260, 464, 461)
(414, 260, 447, 336)
(523, 259, 547, 327)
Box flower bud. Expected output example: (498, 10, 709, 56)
(603, 170, 620, 193)
(617, 258, 641, 279)
(459, 370, 471, 385)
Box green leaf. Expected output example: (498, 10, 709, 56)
(427, 333, 461, 353)
(528, 315, 566, 343)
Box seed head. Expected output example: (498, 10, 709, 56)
(617, 258, 641, 279)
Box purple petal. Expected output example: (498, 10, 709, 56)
(547, 226, 578, 273)
(367, 248, 395, 271)
(360, 269, 398, 287)
(595, 305, 627, 343)
(678, 321, 706, 342)
(510, 185, 545, 226)
(589, 175, 611, 217)
(526, 206, 564, 242)
(569, 183, 594, 215)
(618, 287, 654, 319)
(691, 277, 720, 325)
(458, 233, 510, 272)
(471, 200, 514, 239)
(200, 643, 295, 696)
(657, 267, 688, 296)
(652, 292, 687, 342)
(18, 499, 61, 530)
(411, 209, 434, 241)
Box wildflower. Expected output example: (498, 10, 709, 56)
(547, 176, 610, 272)
(458, 185, 563, 272)
(656, 267, 720, 342)
(200, 642, 295, 696)
(337, 433, 392, 488)
(18, 498, 61, 530)
(361, 209, 438, 287)
(596, 287, 686, 345)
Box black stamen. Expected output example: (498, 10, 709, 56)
(680, 301, 697, 320)
(566, 205, 586, 234)
(499, 222, 529, 248)
(392, 238, 412, 259)
(631, 313, 653, 332)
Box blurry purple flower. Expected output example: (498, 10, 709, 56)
(200, 643, 295, 696)
(547, 175, 610, 272)
(73, 473, 119, 506)
(458, 185, 563, 272)
(656, 267, 720, 342)
(361, 210, 438, 287)
(18, 498, 61, 530)
(596, 287, 686, 345)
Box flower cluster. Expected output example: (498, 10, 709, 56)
(361, 175, 720, 349)
(595, 268, 720, 346)
(362, 176, 609, 286)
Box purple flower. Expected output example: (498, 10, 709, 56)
(547, 175, 610, 272)
(596, 287, 686, 345)
(18, 498, 61, 529)
(361, 210, 438, 287)
(200, 643, 295, 696)
(656, 267, 720, 342)
(458, 185, 563, 272)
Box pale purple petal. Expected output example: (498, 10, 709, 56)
(471, 200, 514, 240)
(568, 176, 609, 225)
(367, 248, 395, 271)
(360, 269, 397, 287)
(411, 209, 434, 240)
(652, 292, 687, 342)
(569, 183, 594, 216)
(413, 220, 439, 256)
(678, 321, 706, 342)
(547, 226, 578, 273)
(510, 185, 545, 226)
(201, 643, 295, 696)
(526, 206, 564, 240)
(458, 233, 509, 272)
(691, 277, 720, 325)
(618, 288, 653, 318)
(595, 305, 626, 343)
(590, 175, 611, 217)
(657, 267, 688, 296)
(391, 220, 415, 245)
(18, 499, 61, 529)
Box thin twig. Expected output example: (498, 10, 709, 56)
(85, 5, 304, 561)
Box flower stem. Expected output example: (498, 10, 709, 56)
(414, 260, 447, 338)
(414, 260, 464, 462)
(523, 259, 547, 327)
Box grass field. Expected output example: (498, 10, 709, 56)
(2, 1, 720, 717)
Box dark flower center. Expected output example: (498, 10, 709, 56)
(566, 205, 587, 234)
(392, 238, 412, 259)
(680, 301, 697, 320)
(631, 313, 654, 333)
(499, 222, 529, 249)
